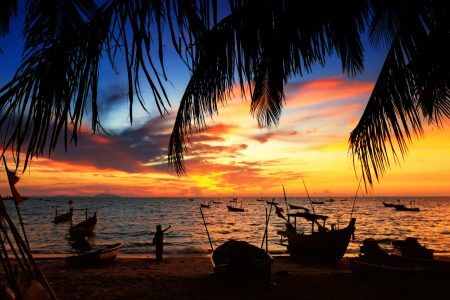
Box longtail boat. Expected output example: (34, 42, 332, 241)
(69, 212, 97, 240)
(227, 205, 245, 212)
(311, 200, 324, 205)
(66, 243, 122, 267)
(53, 207, 73, 224)
(350, 239, 450, 284)
(395, 201, 419, 212)
(288, 204, 310, 212)
(278, 212, 356, 262)
(392, 237, 433, 259)
(212, 240, 273, 285)
(383, 202, 396, 207)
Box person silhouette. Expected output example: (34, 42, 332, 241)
(153, 224, 171, 262)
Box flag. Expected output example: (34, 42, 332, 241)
(275, 205, 286, 220)
(5, 167, 27, 205)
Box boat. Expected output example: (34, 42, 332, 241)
(349, 239, 450, 284)
(288, 204, 310, 212)
(256, 198, 265, 202)
(278, 212, 356, 262)
(383, 199, 403, 207)
(212, 200, 222, 204)
(266, 200, 279, 205)
(211, 240, 273, 285)
(392, 237, 433, 259)
(227, 205, 245, 212)
(53, 207, 73, 224)
(395, 201, 419, 212)
(200, 202, 211, 208)
(188, 198, 194, 201)
(311, 200, 324, 205)
(327, 198, 335, 203)
(66, 243, 122, 267)
(69, 212, 97, 240)
(230, 197, 238, 202)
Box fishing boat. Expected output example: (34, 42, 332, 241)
(327, 198, 335, 203)
(66, 243, 122, 267)
(392, 237, 434, 259)
(200, 201, 211, 208)
(266, 200, 279, 205)
(395, 201, 419, 212)
(350, 239, 450, 283)
(288, 204, 310, 212)
(53, 207, 73, 224)
(211, 240, 273, 285)
(382, 202, 396, 207)
(256, 198, 265, 202)
(311, 200, 324, 205)
(227, 205, 245, 212)
(69, 212, 97, 240)
(278, 212, 356, 262)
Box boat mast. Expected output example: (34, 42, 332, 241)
(301, 178, 315, 214)
(350, 177, 363, 219)
(282, 185, 289, 215)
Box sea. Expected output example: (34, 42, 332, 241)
(3, 196, 450, 257)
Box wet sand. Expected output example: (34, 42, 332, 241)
(35, 256, 444, 300)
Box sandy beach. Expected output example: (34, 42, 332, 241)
(33, 255, 443, 300)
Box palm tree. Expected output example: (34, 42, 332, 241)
(0, 0, 448, 186)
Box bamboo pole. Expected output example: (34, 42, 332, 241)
(260, 203, 274, 249)
(350, 177, 363, 219)
(282, 185, 289, 215)
(2, 156, 30, 249)
(301, 178, 315, 214)
(3, 209, 57, 300)
(199, 207, 214, 253)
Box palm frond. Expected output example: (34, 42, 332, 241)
(0, 0, 17, 36)
(169, 0, 369, 173)
(350, 0, 450, 185)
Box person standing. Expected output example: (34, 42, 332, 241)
(153, 224, 171, 262)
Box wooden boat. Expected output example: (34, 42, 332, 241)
(227, 205, 245, 212)
(53, 207, 73, 224)
(66, 243, 122, 267)
(212, 201, 222, 204)
(350, 239, 450, 284)
(278, 212, 356, 262)
(256, 198, 265, 202)
(382, 202, 397, 207)
(392, 237, 433, 259)
(200, 203, 210, 208)
(69, 212, 97, 240)
(327, 198, 335, 202)
(266, 200, 279, 205)
(211, 240, 273, 285)
(395, 201, 419, 212)
(288, 204, 310, 212)
(311, 201, 324, 204)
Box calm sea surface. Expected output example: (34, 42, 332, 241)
(4, 197, 450, 257)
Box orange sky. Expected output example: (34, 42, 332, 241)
(1, 77, 450, 197)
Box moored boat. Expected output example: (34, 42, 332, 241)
(311, 201, 324, 204)
(66, 243, 122, 267)
(53, 207, 73, 224)
(200, 203, 210, 208)
(395, 201, 419, 212)
(211, 240, 273, 285)
(350, 239, 450, 284)
(278, 212, 356, 262)
(288, 204, 310, 211)
(392, 237, 433, 259)
(227, 205, 245, 212)
(69, 212, 97, 240)
(382, 202, 397, 207)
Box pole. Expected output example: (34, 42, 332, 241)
(282, 185, 289, 215)
(302, 177, 315, 214)
(3, 210, 57, 300)
(199, 207, 214, 253)
(260, 203, 274, 249)
(350, 177, 363, 218)
(265, 208, 268, 253)
(2, 156, 30, 249)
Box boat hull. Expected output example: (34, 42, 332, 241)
(350, 258, 450, 283)
(287, 218, 355, 263)
(66, 243, 122, 267)
(53, 211, 73, 224)
(227, 205, 244, 212)
(69, 214, 97, 240)
(211, 240, 273, 285)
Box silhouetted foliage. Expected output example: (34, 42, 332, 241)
(0, 0, 448, 184)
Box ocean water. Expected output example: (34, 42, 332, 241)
(3, 197, 450, 257)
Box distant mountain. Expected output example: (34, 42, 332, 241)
(94, 193, 122, 199)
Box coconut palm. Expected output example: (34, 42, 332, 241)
(0, 0, 448, 185)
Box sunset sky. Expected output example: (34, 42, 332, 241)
(1, 5, 450, 197)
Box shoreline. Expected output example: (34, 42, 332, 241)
(30, 256, 447, 300)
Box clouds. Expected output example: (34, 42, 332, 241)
(11, 76, 404, 197)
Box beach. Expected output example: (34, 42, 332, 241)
(36, 255, 443, 300)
